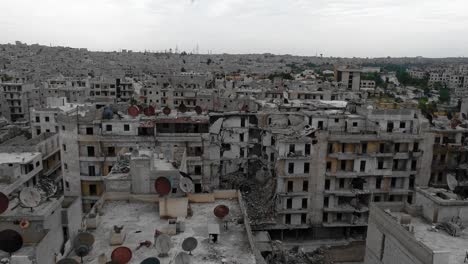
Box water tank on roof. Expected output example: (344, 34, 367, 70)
(102, 106, 114, 119)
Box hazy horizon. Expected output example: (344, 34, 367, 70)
(5, 41, 468, 60)
(2, 0, 468, 58)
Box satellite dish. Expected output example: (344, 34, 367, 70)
(174, 252, 191, 264)
(0, 229, 23, 253)
(447, 173, 458, 191)
(194, 106, 202, 115)
(74, 232, 95, 248)
(179, 171, 192, 180)
(163, 107, 171, 116)
(111, 246, 133, 264)
(179, 177, 194, 194)
(181, 237, 197, 255)
(73, 232, 94, 261)
(0, 192, 9, 214)
(154, 177, 171, 196)
(57, 259, 80, 264)
(155, 234, 172, 257)
(128, 105, 140, 117)
(19, 187, 42, 208)
(178, 103, 187, 113)
(144, 106, 156, 116)
(74, 245, 90, 260)
(213, 205, 230, 219)
(140, 257, 160, 264)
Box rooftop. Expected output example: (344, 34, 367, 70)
(0, 152, 41, 164)
(390, 210, 468, 264)
(0, 197, 63, 220)
(77, 199, 255, 264)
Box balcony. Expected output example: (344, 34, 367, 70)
(79, 156, 118, 162)
(277, 191, 309, 197)
(371, 152, 395, 158)
(80, 175, 104, 181)
(279, 173, 310, 178)
(324, 189, 371, 196)
(279, 150, 311, 160)
(277, 208, 308, 214)
(323, 204, 369, 213)
(326, 169, 393, 178)
(327, 152, 357, 160)
(326, 171, 358, 178)
(392, 171, 413, 178)
(388, 188, 411, 195)
(322, 219, 368, 227)
(394, 152, 410, 159)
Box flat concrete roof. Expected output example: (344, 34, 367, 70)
(152, 157, 176, 171)
(391, 211, 468, 264)
(75, 199, 255, 264)
(0, 197, 63, 220)
(0, 152, 41, 164)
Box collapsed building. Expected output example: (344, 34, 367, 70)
(242, 102, 432, 243)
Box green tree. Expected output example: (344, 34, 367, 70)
(267, 72, 294, 81)
(361, 72, 383, 87)
(439, 87, 450, 102)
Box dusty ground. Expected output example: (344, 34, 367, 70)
(73, 199, 255, 264)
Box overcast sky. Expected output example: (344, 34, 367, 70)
(1, 0, 468, 57)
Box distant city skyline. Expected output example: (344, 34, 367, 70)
(1, 0, 468, 58)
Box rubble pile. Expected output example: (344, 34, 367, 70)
(220, 171, 276, 224)
(266, 245, 333, 264)
(110, 156, 130, 173)
(435, 218, 465, 237)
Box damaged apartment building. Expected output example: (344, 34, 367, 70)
(237, 101, 433, 241)
(51, 94, 435, 241)
(427, 104, 468, 199)
(0, 130, 82, 264)
(57, 103, 219, 211)
(0, 78, 35, 123)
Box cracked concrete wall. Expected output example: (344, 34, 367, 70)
(310, 132, 328, 225)
(59, 115, 82, 197)
(419, 132, 434, 187)
(33, 208, 64, 264)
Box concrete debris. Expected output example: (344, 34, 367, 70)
(220, 171, 276, 224)
(110, 155, 130, 173)
(435, 220, 464, 237)
(266, 243, 333, 264)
